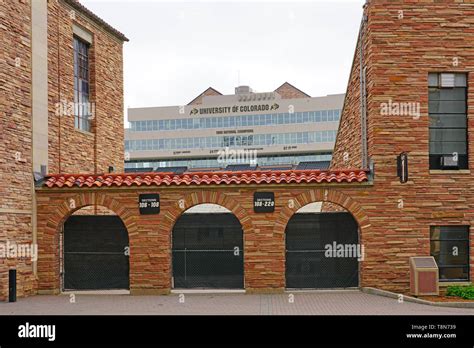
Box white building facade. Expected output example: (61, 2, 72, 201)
(125, 83, 344, 171)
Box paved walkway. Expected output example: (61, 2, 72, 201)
(1, 291, 473, 315)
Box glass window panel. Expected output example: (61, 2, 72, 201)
(302, 132, 309, 143)
(327, 110, 333, 121)
(439, 267, 469, 281)
(315, 111, 321, 122)
(430, 241, 469, 265)
(303, 112, 309, 123)
(429, 141, 467, 155)
(430, 226, 469, 240)
(430, 129, 466, 142)
(429, 88, 466, 101)
(315, 132, 322, 142)
(296, 113, 303, 123)
(429, 101, 466, 114)
(290, 113, 297, 124)
(322, 110, 328, 122)
(297, 133, 303, 144)
(275, 114, 282, 124)
(266, 114, 272, 125)
(430, 226, 469, 281)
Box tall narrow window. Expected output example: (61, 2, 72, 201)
(74, 36, 91, 132)
(428, 73, 468, 170)
(430, 226, 470, 282)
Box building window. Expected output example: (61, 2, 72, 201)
(73, 36, 91, 132)
(429, 73, 468, 170)
(430, 226, 470, 282)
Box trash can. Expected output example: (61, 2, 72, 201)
(410, 257, 439, 296)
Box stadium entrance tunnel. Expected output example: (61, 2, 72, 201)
(285, 202, 360, 289)
(62, 207, 130, 291)
(172, 204, 244, 289)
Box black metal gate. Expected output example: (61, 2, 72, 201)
(63, 215, 129, 290)
(286, 212, 359, 288)
(172, 213, 244, 289)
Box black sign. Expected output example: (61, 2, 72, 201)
(254, 192, 275, 213)
(397, 152, 408, 183)
(139, 194, 160, 214)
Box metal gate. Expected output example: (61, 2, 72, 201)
(63, 215, 129, 290)
(286, 212, 359, 288)
(172, 213, 244, 289)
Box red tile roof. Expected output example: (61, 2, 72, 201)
(43, 169, 369, 188)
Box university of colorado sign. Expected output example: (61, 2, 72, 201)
(190, 103, 279, 116)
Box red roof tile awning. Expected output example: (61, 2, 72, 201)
(42, 169, 369, 189)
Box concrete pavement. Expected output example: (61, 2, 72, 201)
(1, 290, 474, 315)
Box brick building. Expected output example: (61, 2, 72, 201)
(2, 0, 474, 301)
(331, 0, 474, 291)
(0, 0, 127, 301)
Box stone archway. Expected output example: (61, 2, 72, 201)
(274, 189, 370, 289)
(160, 190, 253, 289)
(274, 189, 370, 236)
(36, 192, 138, 294)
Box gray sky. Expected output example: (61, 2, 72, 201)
(81, 0, 365, 112)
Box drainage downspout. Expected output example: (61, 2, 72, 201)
(359, 9, 369, 170)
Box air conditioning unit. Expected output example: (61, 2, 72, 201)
(440, 155, 459, 169)
(410, 257, 439, 296)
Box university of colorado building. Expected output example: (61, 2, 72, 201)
(1, 0, 473, 301)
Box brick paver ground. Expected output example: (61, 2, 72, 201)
(1, 291, 473, 315)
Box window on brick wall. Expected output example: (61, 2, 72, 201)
(428, 73, 468, 170)
(430, 226, 470, 281)
(73, 36, 91, 132)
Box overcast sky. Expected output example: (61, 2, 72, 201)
(81, 0, 365, 115)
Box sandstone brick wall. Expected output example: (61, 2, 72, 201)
(0, 0, 36, 302)
(72, 205, 116, 216)
(188, 87, 222, 105)
(331, 0, 474, 291)
(274, 82, 310, 99)
(35, 184, 372, 295)
(0, 0, 126, 301)
(47, 0, 125, 174)
(330, 28, 364, 169)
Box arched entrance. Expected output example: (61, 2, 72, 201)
(172, 204, 244, 289)
(285, 201, 360, 289)
(62, 206, 130, 290)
